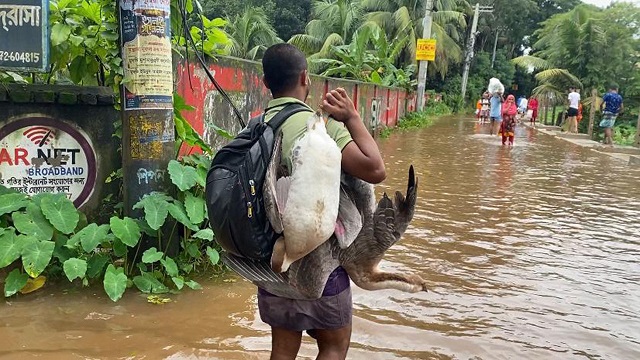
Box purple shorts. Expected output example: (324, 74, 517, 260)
(257, 267, 352, 331)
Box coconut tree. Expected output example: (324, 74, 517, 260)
(288, 0, 364, 71)
(511, 4, 637, 92)
(360, 0, 468, 78)
(225, 7, 282, 60)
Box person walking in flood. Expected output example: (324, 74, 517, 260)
(480, 91, 491, 124)
(528, 96, 539, 126)
(489, 91, 504, 135)
(566, 87, 580, 133)
(599, 84, 624, 145)
(500, 94, 518, 146)
(256, 43, 386, 360)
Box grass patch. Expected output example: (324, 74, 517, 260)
(379, 101, 452, 138)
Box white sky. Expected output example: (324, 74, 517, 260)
(582, 0, 640, 6)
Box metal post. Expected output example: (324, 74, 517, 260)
(491, 28, 499, 68)
(416, 0, 434, 112)
(635, 111, 640, 147)
(118, 0, 178, 260)
(588, 88, 597, 138)
(461, 3, 480, 102)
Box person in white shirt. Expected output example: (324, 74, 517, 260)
(566, 87, 581, 133)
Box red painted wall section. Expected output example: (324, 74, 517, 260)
(356, 83, 376, 133)
(386, 89, 399, 127)
(306, 79, 327, 110)
(175, 56, 419, 147)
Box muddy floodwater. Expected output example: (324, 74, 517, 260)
(2, 116, 640, 359)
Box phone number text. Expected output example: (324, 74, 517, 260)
(0, 51, 41, 64)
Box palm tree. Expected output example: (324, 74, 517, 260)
(288, 0, 364, 71)
(360, 0, 468, 78)
(226, 7, 282, 60)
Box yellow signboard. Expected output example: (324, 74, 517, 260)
(416, 39, 436, 61)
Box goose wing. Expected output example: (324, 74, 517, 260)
(264, 132, 284, 233)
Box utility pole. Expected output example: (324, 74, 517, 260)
(117, 0, 178, 259)
(416, 0, 434, 111)
(461, 3, 493, 102)
(588, 88, 597, 138)
(635, 111, 640, 147)
(491, 28, 499, 68)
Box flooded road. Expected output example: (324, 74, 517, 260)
(2, 116, 640, 359)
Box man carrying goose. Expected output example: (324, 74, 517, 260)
(207, 43, 426, 360)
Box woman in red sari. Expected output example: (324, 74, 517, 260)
(528, 96, 539, 126)
(500, 95, 518, 146)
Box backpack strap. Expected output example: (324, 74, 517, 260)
(266, 102, 314, 130)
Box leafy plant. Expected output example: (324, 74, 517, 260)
(0, 153, 222, 302)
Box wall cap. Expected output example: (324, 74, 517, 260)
(0, 84, 116, 106)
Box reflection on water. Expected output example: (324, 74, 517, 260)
(2, 116, 640, 359)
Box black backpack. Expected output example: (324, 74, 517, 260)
(205, 103, 312, 260)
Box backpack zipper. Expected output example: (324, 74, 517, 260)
(240, 166, 255, 219)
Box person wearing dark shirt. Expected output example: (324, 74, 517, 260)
(599, 84, 624, 145)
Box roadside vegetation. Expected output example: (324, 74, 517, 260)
(0, 0, 638, 300)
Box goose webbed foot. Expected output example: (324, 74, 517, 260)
(351, 270, 428, 293)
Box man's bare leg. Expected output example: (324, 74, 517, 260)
(313, 324, 352, 360)
(271, 327, 302, 360)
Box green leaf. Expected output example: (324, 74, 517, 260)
(51, 23, 72, 46)
(0, 230, 21, 268)
(21, 239, 55, 278)
(167, 201, 198, 231)
(185, 242, 201, 258)
(63, 258, 87, 282)
(185, 193, 206, 225)
(103, 264, 127, 302)
(171, 276, 184, 290)
(40, 194, 79, 234)
(86, 254, 109, 279)
(133, 272, 169, 294)
(193, 229, 214, 241)
(79, 224, 110, 253)
(109, 217, 141, 247)
(0, 193, 28, 216)
(53, 234, 73, 263)
(185, 280, 202, 290)
(112, 238, 128, 257)
(160, 257, 179, 277)
(12, 204, 54, 241)
(168, 161, 198, 191)
(206, 246, 220, 265)
(195, 166, 207, 187)
(142, 247, 163, 264)
(4, 269, 28, 297)
(133, 194, 169, 231)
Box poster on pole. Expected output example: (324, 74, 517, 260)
(119, 0, 173, 110)
(416, 39, 436, 61)
(0, 0, 49, 72)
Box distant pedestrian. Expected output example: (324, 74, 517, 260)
(500, 94, 518, 146)
(599, 84, 624, 145)
(528, 96, 539, 126)
(480, 91, 490, 124)
(518, 96, 528, 114)
(566, 87, 580, 133)
(490, 91, 504, 135)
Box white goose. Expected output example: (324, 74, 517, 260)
(267, 110, 343, 273)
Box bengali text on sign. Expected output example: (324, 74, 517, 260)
(416, 39, 436, 61)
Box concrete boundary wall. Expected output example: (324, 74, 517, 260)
(175, 56, 417, 150)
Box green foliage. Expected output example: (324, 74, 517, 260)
(47, 0, 121, 87)
(225, 7, 282, 60)
(380, 103, 451, 138)
(314, 23, 416, 90)
(0, 149, 223, 301)
(512, 3, 640, 97)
